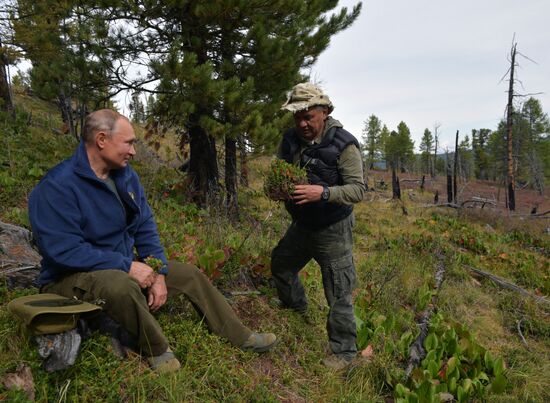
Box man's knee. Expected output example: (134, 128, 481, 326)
(166, 261, 206, 289)
(92, 270, 142, 303)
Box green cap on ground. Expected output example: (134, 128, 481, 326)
(281, 82, 334, 113)
(8, 293, 102, 335)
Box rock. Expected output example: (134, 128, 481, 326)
(0, 221, 41, 289)
(2, 363, 35, 401)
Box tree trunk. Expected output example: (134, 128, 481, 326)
(446, 152, 453, 203)
(506, 43, 517, 211)
(391, 164, 401, 199)
(239, 136, 249, 187)
(453, 130, 459, 204)
(0, 39, 14, 117)
(58, 91, 76, 140)
(188, 120, 219, 206)
(225, 136, 239, 217)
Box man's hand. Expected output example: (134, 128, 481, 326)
(292, 184, 324, 205)
(128, 261, 156, 288)
(148, 274, 167, 312)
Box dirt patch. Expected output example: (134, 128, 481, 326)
(366, 170, 550, 214)
(230, 294, 280, 330)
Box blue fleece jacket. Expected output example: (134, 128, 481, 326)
(29, 141, 168, 285)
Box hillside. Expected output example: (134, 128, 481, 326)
(1, 96, 549, 402)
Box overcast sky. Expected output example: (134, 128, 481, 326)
(311, 0, 550, 150)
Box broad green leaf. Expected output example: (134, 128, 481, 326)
(477, 371, 490, 386)
(448, 376, 457, 394)
(493, 357, 505, 377)
(457, 386, 467, 403)
(483, 350, 493, 371)
(462, 378, 473, 393)
(394, 383, 408, 397)
(447, 356, 458, 376)
(490, 374, 507, 394)
(424, 333, 438, 352)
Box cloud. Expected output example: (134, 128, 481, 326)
(312, 0, 550, 150)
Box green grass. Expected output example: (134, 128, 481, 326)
(1, 93, 549, 401)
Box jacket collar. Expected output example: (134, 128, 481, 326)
(72, 140, 129, 181)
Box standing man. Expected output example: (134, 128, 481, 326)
(270, 83, 364, 370)
(29, 109, 276, 373)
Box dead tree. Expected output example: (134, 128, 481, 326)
(445, 150, 453, 203)
(391, 164, 401, 200)
(453, 130, 459, 204)
(505, 42, 517, 211)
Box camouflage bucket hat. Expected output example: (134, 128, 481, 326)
(8, 293, 102, 335)
(281, 82, 334, 113)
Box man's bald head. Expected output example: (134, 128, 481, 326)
(82, 109, 130, 144)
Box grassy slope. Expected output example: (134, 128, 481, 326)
(1, 94, 549, 402)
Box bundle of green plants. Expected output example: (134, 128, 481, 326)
(263, 159, 308, 201)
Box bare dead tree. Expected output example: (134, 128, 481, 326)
(505, 42, 517, 211)
(445, 149, 453, 203)
(453, 130, 459, 204)
(500, 37, 541, 210)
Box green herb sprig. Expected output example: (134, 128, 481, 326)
(264, 159, 308, 201)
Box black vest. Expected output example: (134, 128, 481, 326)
(280, 126, 360, 230)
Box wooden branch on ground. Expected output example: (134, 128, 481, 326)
(461, 197, 497, 208)
(464, 265, 550, 307)
(417, 203, 460, 209)
(405, 253, 447, 379)
(517, 318, 529, 349)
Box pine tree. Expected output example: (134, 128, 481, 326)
(361, 115, 382, 170)
(392, 121, 414, 172)
(112, 0, 362, 207)
(12, 0, 113, 138)
(419, 128, 433, 174)
(129, 91, 145, 123)
(378, 124, 390, 169)
(472, 128, 491, 180)
(458, 135, 473, 180)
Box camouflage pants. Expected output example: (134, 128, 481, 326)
(271, 214, 357, 359)
(42, 261, 251, 356)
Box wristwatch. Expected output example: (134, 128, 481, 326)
(321, 186, 330, 201)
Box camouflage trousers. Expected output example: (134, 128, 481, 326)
(271, 214, 357, 359)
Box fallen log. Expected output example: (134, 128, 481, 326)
(461, 198, 497, 208)
(404, 252, 447, 379)
(464, 265, 550, 307)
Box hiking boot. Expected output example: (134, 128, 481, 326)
(147, 348, 181, 374)
(322, 354, 353, 371)
(240, 332, 278, 353)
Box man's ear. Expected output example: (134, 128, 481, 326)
(96, 131, 107, 149)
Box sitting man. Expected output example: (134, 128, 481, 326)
(28, 109, 276, 372)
